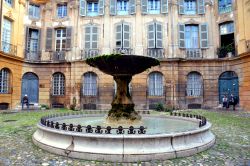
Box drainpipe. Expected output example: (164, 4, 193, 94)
(0, 0, 3, 43)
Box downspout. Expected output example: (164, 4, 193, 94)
(0, 0, 3, 43)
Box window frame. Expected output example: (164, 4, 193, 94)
(52, 73, 65, 96)
(186, 72, 202, 97)
(83, 72, 97, 96)
(55, 28, 67, 51)
(29, 3, 40, 19)
(87, 1, 99, 16)
(0, 68, 10, 94)
(148, 72, 164, 96)
(4, 0, 13, 7)
(218, 0, 232, 14)
(184, 0, 197, 15)
(57, 3, 68, 18)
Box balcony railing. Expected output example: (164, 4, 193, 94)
(50, 51, 66, 62)
(24, 50, 41, 61)
(0, 41, 17, 56)
(186, 49, 202, 59)
(113, 48, 133, 55)
(81, 49, 100, 59)
(219, 5, 232, 14)
(145, 48, 164, 59)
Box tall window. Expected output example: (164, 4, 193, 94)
(187, 72, 202, 96)
(29, 4, 40, 19)
(220, 22, 234, 35)
(52, 73, 65, 95)
(0, 68, 10, 94)
(117, 0, 129, 15)
(179, 0, 205, 15)
(85, 25, 98, 49)
(55, 29, 66, 51)
(116, 22, 130, 49)
(185, 25, 199, 48)
(218, 0, 232, 14)
(79, 0, 105, 16)
(27, 29, 39, 53)
(184, 0, 196, 14)
(2, 18, 12, 53)
(83, 72, 97, 96)
(148, 0, 160, 14)
(148, 72, 164, 96)
(4, 0, 12, 6)
(148, 22, 163, 49)
(57, 3, 67, 18)
(87, 2, 99, 16)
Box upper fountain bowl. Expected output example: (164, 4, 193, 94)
(86, 54, 160, 76)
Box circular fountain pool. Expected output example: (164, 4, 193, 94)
(33, 112, 215, 162)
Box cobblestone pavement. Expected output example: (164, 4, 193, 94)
(0, 110, 249, 166)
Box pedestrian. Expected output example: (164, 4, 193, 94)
(22, 94, 29, 110)
(229, 94, 236, 110)
(222, 95, 228, 108)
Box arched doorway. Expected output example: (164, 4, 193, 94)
(218, 71, 239, 103)
(21, 72, 39, 103)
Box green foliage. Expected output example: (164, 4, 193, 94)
(155, 103, 164, 112)
(70, 97, 77, 111)
(40, 104, 49, 110)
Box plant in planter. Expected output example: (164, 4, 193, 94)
(217, 46, 228, 58)
(226, 44, 235, 57)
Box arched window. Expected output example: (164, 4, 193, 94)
(187, 72, 202, 96)
(148, 72, 163, 96)
(52, 73, 65, 95)
(83, 72, 97, 96)
(0, 68, 10, 94)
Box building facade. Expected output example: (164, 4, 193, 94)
(1, 0, 250, 111)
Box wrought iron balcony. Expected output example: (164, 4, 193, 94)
(50, 51, 66, 62)
(186, 49, 202, 59)
(219, 5, 232, 14)
(81, 49, 100, 59)
(113, 48, 133, 55)
(145, 48, 164, 59)
(24, 50, 41, 61)
(0, 41, 17, 56)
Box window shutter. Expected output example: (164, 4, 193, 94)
(179, 0, 184, 15)
(156, 23, 163, 48)
(99, 0, 105, 15)
(110, 0, 116, 15)
(45, 28, 53, 51)
(200, 23, 208, 48)
(37, 28, 41, 52)
(79, 0, 86, 16)
(141, 0, 148, 14)
(123, 24, 130, 49)
(129, 0, 136, 14)
(116, 24, 122, 48)
(28, 5, 33, 17)
(92, 26, 98, 49)
(66, 27, 72, 50)
(148, 23, 155, 48)
(178, 23, 185, 48)
(161, 0, 168, 14)
(198, 0, 205, 15)
(85, 26, 91, 49)
(25, 27, 30, 51)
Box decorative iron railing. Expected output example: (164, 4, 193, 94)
(219, 5, 232, 14)
(0, 41, 17, 56)
(186, 49, 202, 59)
(145, 48, 164, 59)
(113, 48, 133, 55)
(170, 112, 207, 127)
(81, 49, 100, 59)
(24, 50, 41, 61)
(50, 51, 66, 61)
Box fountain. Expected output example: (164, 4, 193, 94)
(33, 54, 215, 162)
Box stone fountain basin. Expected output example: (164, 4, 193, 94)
(33, 115, 215, 162)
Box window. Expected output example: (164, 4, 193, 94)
(187, 72, 202, 96)
(29, 4, 40, 19)
(218, 0, 232, 14)
(116, 22, 130, 49)
(184, 0, 196, 14)
(55, 29, 66, 51)
(148, 0, 160, 14)
(185, 25, 199, 48)
(2, 18, 12, 53)
(52, 73, 65, 95)
(220, 22, 234, 35)
(87, 2, 99, 16)
(85, 25, 98, 49)
(0, 69, 10, 94)
(148, 22, 163, 48)
(4, 0, 12, 6)
(148, 72, 164, 96)
(83, 72, 97, 96)
(27, 29, 39, 53)
(57, 3, 67, 18)
(117, 0, 129, 15)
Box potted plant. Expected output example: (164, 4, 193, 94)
(226, 44, 234, 58)
(217, 46, 227, 58)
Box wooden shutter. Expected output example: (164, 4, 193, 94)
(148, 23, 155, 48)
(161, 0, 168, 14)
(99, 0, 105, 15)
(110, 0, 116, 15)
(25, 27, 30, 51)
(123, 24, 130, 49)
(85, 26, 91, 48)
(45, 28, 53, 51)
(79, 0, 86, 16)
(178, 23, 185, 48)
(66, 27, 72, 50)
(179, 0, 184, 15)
(141, 0, 148, 14)
(37, 28, 41, 52)
(200, 23, 208, 48)
(156, 23, 163, 48)
(92, 26, 98, 49)
(129, 0, 136, 14)
(116, 24, 122, 48)
(198, 0, 205, 14)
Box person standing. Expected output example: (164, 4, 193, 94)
(222, 95, 228, 108)
(22, 94, 29, 110)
